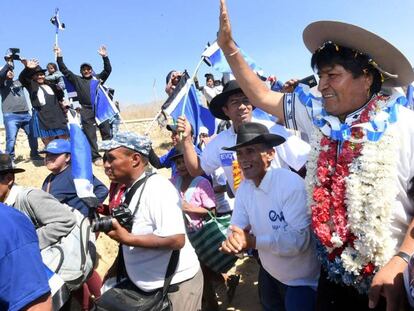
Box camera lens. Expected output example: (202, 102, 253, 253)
(91, 216, 113, 233)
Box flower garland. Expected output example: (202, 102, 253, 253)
(306, 94, 399, 293)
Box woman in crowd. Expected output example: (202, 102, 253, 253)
(19, 59, 68, 145)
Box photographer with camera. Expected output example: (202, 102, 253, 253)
(0, 49, 40, 161)
(96, 131, 202, 311)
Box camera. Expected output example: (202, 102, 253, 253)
(91, 203, 134, 233)
(5, 48, 21, 61)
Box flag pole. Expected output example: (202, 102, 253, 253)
(180, 57, 204, 117)
(143, 79, 161, 136)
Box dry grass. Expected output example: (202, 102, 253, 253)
(119, 101, 164, 120)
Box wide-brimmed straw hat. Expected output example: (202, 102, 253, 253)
(209, 80, 255, 120)
(303, 21, 414, 87)
(222, 122, 285, 151)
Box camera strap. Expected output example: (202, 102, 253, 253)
(123, 172, 155, 210)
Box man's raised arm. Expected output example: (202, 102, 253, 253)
(217, 0, 285, 123)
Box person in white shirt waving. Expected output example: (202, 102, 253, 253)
(220, 122, 320, 311)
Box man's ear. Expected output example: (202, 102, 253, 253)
(131, 152, 142, 168)
(222, 105, 230, 118)
(6, 173, 15, 188)
(266, 148, 275, 163)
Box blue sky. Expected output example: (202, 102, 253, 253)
(2, 0, 414, 107)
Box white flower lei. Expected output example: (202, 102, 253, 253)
(342, 125, 398, 274)
(306, 116, 399, 277)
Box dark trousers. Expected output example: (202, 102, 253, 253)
(80, 108, 101, 161)
(316, 268, 386, 311)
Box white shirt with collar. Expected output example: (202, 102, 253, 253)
(231, 167, 320, 287)
(283, 93, 414, 248)
(122, 173, 200, 292)
(200, 118, 310, 194)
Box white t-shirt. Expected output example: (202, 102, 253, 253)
(231, 167, 320, 287)
(123, 173, 200, 292)
(200, 120, 310, 194)
(283, 93, 414, 247)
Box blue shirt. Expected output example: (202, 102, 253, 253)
(42, 164, 109, 216)
(0, 204, 50, 311)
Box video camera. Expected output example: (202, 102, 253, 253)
(4, 48, 21, 61)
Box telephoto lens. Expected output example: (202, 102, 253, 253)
(91, 216, 113, 233)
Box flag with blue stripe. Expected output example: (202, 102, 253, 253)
(67, 111, 95, 199)
(50, 8, 65, 32)
(162, 73, 215, 143)
(202, 41, 262, 74)
(90, 79, 119, 125)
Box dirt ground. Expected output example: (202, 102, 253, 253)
(8, 122, 261, 311)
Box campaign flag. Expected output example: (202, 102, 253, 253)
(202, 41, 262, 74)
(89, 79, 119, 125)
(162, 73, 215, 143)
(406, 84, 414, 110)
(63, 77, 77, 99)
(50, 8, 65, 32)
(67, 111, 95, 202)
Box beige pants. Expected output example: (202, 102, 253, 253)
(168, 268, 203, 311)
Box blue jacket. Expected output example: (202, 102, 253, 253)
(42, 164, 108, 216)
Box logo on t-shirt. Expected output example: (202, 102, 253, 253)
(269, 210, 287, 231)
(220, 152, 234, 167)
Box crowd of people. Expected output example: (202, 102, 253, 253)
(2, 0, 414, 311)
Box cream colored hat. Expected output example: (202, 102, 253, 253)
(303, 21, 414, 87)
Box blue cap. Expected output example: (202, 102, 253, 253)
(100, 131, 152, 157)
(40, 139, 71, 154)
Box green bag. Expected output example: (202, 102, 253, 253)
(187, 211, 238, 273)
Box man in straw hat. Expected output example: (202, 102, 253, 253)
(220, 122, 320, 311)
(217, 0, 414, 310)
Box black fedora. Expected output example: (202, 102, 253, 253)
(0, 154, 25, 174)
(209, 80, 255, 120)
(222, 122, 285, 151)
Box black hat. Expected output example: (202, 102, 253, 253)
(166, 124, 178, 132)
(80, 63, 92, 70)
(32, 66, 47, 75)
(169, 146, 184, 161)
(222, 122, 285, 151)
(166, 123, 193, 136)
(209, 80, 255, 120)
(0, 154, 25, 174)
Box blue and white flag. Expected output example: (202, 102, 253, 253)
(63, 77, 77, 99)
(50, 8, 65, 32)
(162, 73, 215, 143)
(202, 41, 262, 74)
(90, 79, 119, 125)
(67, 111, 95, 200)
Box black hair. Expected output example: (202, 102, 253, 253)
(204, 73, 214, 81)
(47, 62, 58, 71)
(311, 42, 382, 95)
